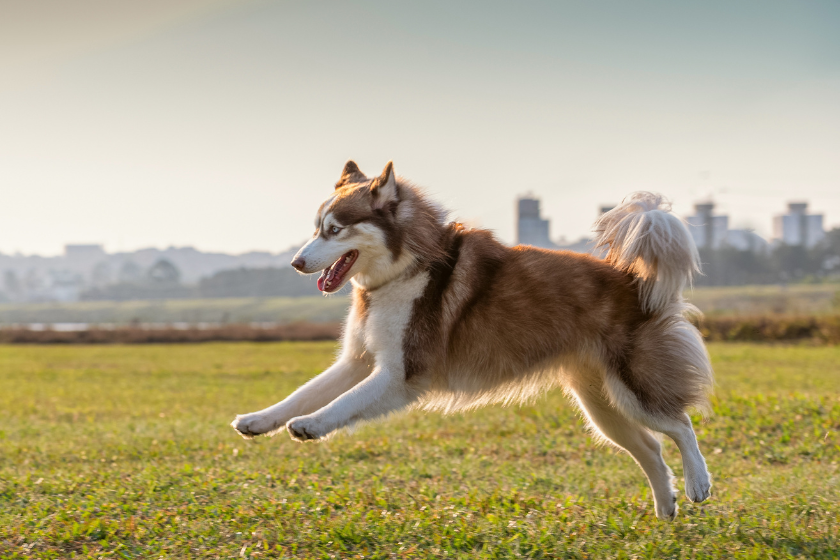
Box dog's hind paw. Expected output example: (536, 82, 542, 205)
(654, 494, 678, 521)
(685, 473, 712, 503)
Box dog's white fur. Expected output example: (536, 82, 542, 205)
(232, 162, 713, 520)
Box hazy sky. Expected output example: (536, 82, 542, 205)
(1, 0, 839, 256)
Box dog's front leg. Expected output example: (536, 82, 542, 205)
(286, 362, 413, 441)
(231, 356, 372, 439)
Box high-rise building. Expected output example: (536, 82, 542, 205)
(516, 197, 556, 248)
(773, 202, 825, 248)
(686, 202, 769, 253)
(64, 244, 105, 264)
(686, 203, 728, 249)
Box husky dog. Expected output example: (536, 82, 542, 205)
(232, 160, 714, 520)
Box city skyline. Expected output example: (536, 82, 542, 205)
(1, 193, 835, 303)
(2, 0, 839, 256)
(2, 192, 831, 258)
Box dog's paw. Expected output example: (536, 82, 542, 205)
(231, 413, 279, 439)
(685, 472, 712, 503)
(286, 416, 326, 442)
(655, 494, 678, 521)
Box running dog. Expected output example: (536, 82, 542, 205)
(232, 160, 714, 519)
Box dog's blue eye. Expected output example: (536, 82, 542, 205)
(331, 226, 340, 234)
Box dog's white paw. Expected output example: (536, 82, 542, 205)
(231, 413, 280, 439)
(685, 471, 712, 503)
(655, 493, 678, 521)
(286, 416, 327, 442)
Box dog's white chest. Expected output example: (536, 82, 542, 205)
(363, 272, 429, 358)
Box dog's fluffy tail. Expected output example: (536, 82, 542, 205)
(594, 192, 700, 315)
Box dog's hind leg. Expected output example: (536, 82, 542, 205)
(602, 376, 712, 505)
(630, 412, 711, 504)
(570, 384, 679, 520)
(231, 356, 373, 439)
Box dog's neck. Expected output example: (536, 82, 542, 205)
(351, 249, 418, 292)
(351, 221, 463, 293)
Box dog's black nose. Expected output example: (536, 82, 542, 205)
(291, 257, 306, 271)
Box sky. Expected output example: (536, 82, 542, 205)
(1, 0, 839, 256)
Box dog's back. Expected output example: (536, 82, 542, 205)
(410, 224, 710, 419)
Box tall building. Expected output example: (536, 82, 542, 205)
(686, 202, 768, 253)
(724, 229, 769, 253)
(686, 203, 728, 249)
(773, 202, 825, 248)
(64, 244, 106, 267)
(516, 197, 556, 248)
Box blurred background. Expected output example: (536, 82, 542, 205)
(1, 0, 839, 332)
(4, 5, 840, 556)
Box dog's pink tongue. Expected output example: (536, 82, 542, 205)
(317, 269, 329, 291)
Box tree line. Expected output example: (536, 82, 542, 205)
(696, 228, 840, 286)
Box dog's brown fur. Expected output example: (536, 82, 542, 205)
(326, 170, 710, 419)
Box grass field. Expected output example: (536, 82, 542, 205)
(1, 343, 839, 559)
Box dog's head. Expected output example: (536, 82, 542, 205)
(291, 160, 446, 292)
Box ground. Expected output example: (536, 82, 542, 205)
(0, 342, 838, 559)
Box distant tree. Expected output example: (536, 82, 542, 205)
(80, 282, 194, 301)
(118, 261, 144, 284)
(818, 227, 840, 277)
(3, 270, 21, 296)
(772, 244, 823, 281)
(692, 226, 840, 287)
(695, 247, 776, 286)
(198, 267, 323, 298)
(91, 261, 113, 287)
(148, 259, 181, 285)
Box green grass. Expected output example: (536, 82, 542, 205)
(1, 343, 838, 559)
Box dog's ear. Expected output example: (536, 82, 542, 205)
(335, 160, 366, 189)
(370, 161, 399, 209)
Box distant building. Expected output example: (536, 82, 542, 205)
(725, 229, 769, 253)
(773, 202, 825, 248)
(556, 237, 599, 254)
(686, 202, 768, 253)
(64, 244, 105, 264)
(686, 203, 729, 249)
(516, 195, 605, 254)
(516, 197, 556, 249)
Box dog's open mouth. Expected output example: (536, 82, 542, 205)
(317, 250, 358, 293)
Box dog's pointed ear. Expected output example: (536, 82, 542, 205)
(335, 160, 366, 189)
(370, 161, 398, 209)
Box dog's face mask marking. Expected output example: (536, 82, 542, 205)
(291, 161, 403, 293)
